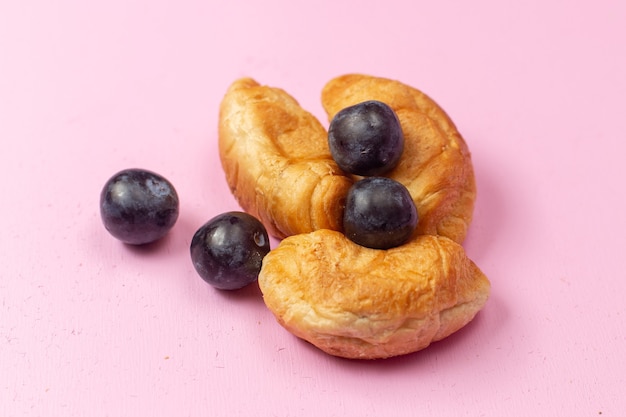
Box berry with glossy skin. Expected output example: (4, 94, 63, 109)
(328, 100, 404, 176)
(190, 212, 271, 290)
(100, 168, 179, 245)
(343, 177, 418, 250)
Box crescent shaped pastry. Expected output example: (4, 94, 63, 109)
(322, 74, 476, 243)
(218, 78, 353, 239)
(258, 230, 490, 359)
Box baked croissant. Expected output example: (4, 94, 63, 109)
(322, 74, 476, 244)
(218, 78, 353, 239)
(258, 230, 490, 359)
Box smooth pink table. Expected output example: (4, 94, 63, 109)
(1, 1, 624, 416)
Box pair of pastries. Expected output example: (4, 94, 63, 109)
(218, 74, 490, 359)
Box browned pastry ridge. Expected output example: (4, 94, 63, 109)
(218, 74, 490, 359)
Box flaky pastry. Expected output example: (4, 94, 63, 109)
(258, 230, 490, 359)
(218, 78, 352, 239)
(322, 74, 476, 244)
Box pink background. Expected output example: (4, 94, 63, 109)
(1, 0, 625, 415)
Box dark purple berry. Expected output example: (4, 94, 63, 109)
(343, 177, 418, 250)
(190, 212, 270, 290)
(328, 100, 404, 176)
(100, 168, 179, 245)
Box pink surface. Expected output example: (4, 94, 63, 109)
(1, 0, 625, 415)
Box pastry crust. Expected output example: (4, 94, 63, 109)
(322, 74, 476, 244)
(218, 78, 353, 239)
(258, 229, 490, 359)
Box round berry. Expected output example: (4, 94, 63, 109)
(343, 177, 418, 250)
(328, 100, 404, 176)
(100, 168, 179, 245)
(190, 212, 271, 290)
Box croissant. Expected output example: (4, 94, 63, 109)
(322, 74, 476, 244)
(258, 230, 490, 359)
(218, 78, 353, 239)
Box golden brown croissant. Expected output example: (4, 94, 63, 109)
(258, 229, 490, 359)
(218, 78, 353, 239)
(321, 74, 476, 244)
